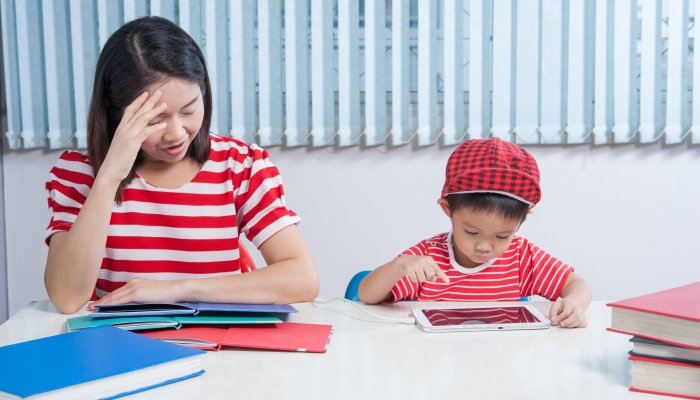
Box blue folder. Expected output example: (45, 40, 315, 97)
(0, 325, 205, 399)
(91, 302, 298, 318)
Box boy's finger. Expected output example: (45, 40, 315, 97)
(432, 266, 450, 283)
(416, 269, 428, 283)
(559, 314, 580, 328)
(549, 301, 562, 321)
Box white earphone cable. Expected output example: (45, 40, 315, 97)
(312, 297, 416, 325)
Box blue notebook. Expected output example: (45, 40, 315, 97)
(0, 325, 205, 399)
(91, 302, 298, 318)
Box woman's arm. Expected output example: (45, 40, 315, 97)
(90, 225, 319, 307)
(45, 91, 168, 314)
(44, 177, 119, 314)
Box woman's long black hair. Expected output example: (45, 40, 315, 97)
(87, 16, 212, 202)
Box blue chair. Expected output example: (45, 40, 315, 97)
(345, 270, 532, 302)
(344, 271, 371, 301)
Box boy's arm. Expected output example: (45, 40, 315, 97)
(358, 256, 450, 304)
(549, 272, 592, 328)
(358, 259, 406, 304)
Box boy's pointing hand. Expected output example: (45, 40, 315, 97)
(397, 256, 451, 284)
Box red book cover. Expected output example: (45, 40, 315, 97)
(628, 355, 700, 400)
(606, 281, 700, 322)
(140, 326, 229, 351)
(219, 322, 334, 353)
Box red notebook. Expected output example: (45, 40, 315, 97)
(219, 322, 334, 353)
(629, 355, 700, 399)
(607, 281, 700, 349)
(140, 323, 334, 353)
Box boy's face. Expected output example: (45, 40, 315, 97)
(438, 198, 522, 268)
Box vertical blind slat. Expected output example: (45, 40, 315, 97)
(229, 0, 256, 143)
(613, 0, 639, 143)
(491, 0, 513, 141)
(0, 0, 22, 149)
(514, 0, 539, 144)
(665, 0, 689, 144)
(97, 0, 124, 49)
(70, 0, 99, 149)
(417, 0, 438, 145)
(692, 0, 700, 142)
(43, 0, 75, 149)
(151, 0, 178, 23)
(337, 0, 361, 146)
(310, 0, 335, 146)
(178, 1, 202, 47)
(540, 0, 565, 144)
(205, 0, 231, 137)
(16, 0, 47, 149)
(593, 0, 613, 144)
(391, 0, 411, 144)
(639, 0, 662, 143)
(283, 0, 310, 146)
(123, 0, 149, 22)
(468, 0, 491, 139)
(257, 0, 284, 146)
(364, 0, 387, 145)
(565, 0, 593, 143)
(443, 0, 464, 145)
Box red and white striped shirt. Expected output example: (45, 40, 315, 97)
(388, 232, 573, 302)
(45, 134, 300, 298)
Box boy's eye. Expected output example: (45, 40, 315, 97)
(496, 235, 509, 240)
(465, 230, 478, 236)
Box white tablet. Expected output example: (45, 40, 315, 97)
(411, 305, 551, 332)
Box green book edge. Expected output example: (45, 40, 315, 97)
(628, 350, 700, 366)
(629, 336, 674, 347)
(67, 313, 282, 332)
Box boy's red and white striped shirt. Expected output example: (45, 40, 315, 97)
(388, 232, 573, 302)
(45, 134, 300, 299)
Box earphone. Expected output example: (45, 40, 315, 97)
(312, 297, 416, 325)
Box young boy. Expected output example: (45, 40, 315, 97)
(358, 137, 592, 328)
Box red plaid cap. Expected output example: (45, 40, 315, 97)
(441, 137, 541, 207)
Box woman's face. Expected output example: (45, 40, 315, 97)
(139, 79, 204, 163)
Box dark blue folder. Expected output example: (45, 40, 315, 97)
(91, 302, 299, 318)
(0, 325, 205, 399)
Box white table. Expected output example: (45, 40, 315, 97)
(0, 300, 658, 400)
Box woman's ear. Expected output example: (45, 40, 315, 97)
(528, 207, 535, 215)
(437, 197, 451, 218)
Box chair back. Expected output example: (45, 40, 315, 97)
(239, 243, 257, 272)
(344, 271, 372, 301)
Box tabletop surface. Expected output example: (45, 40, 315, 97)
(0, 300, 658, 400)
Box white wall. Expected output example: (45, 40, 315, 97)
(4, 140, 700, 317)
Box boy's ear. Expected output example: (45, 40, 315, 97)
(528, 208, 534, 215)
(437, 198, 451, 217)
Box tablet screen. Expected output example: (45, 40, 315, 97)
(423, 307, 541, 326)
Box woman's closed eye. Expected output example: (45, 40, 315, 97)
(180, 109, 195, 116)
(148, 120, 164, 126)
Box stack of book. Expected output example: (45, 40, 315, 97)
(608, 281, 700, 399)
(68, 302, 334, 353)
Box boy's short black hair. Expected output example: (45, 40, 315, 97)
(446, 193, 529, 223)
